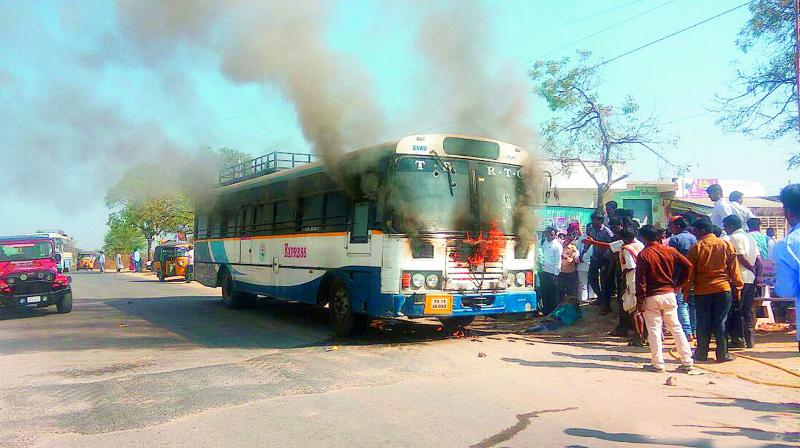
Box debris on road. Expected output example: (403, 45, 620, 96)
(477, 352, 486, 358)
(324, 346, 340, 352)
(665, 376, 678, 386)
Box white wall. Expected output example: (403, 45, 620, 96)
(540, 160, 628, 208)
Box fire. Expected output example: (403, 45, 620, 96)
(450, 221, 505, 266)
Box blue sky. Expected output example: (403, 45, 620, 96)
(1, 0, 797, 249)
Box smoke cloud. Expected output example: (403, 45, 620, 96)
(413, 0, 537, 147)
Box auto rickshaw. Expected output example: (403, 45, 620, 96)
(153, 243, 191, 282)
(77, 252, 96, 270)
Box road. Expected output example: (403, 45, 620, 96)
(0, 271, 797, 447)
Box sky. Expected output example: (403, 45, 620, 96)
(1, 0, 797, 249)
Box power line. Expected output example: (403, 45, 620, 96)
(560, 0, 650, 25)
(530, 0, 675, 63)
(589, 0, 754, 71)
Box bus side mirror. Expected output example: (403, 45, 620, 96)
(54, 253, 62, 263)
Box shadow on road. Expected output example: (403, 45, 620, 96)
(500, 357, 646, 372)
(104, 295, 454, 351)
(0, 307, 57, 321)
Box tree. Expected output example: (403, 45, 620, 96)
(104, 147, 250, 258)
(530, 51, 680, 206)
(106, 196, 192, 260)
(717, 0, 798, 142)
(103, 219, 147, 255)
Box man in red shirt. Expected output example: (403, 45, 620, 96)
(635, 225, 695, 373)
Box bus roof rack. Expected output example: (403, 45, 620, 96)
(219, 151, 318, 186)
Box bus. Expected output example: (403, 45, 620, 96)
(33, 230, 76, 273)
(193, 134, 547, 334)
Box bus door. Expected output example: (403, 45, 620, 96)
(347, 201, 372, 256)
(238, 206, 253, 265)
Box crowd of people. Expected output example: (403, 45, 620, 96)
(536, 183, 797, 373)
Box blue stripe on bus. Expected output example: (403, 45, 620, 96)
(233, 265, 537, 318)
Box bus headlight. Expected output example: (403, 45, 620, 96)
(6, 277, 16, 285)
(425, 274, 439, 289)
(411, 273, 425, 289)
(45, 273, 54, 281)
(515, 272, 526, 286)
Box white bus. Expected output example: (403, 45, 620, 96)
(33, 230, 76, 273)
(194, 134, 545, 334)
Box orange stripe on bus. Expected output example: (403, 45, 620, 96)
(198, 229, 383, 243)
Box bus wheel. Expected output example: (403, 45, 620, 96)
(329, 278, 363, 335)
(157, 270, 165, 282)
(221, 271, 245, 309)
(57, 291, 73, 314)
(439, 316, 474, 332)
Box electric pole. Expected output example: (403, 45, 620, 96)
(796, 0, 800, 138)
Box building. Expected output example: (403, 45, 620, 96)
(669, 196, 787, 237)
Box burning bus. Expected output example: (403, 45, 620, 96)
(193, 134, 547, 334)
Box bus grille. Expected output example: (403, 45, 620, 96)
(445, 241, 504, 291)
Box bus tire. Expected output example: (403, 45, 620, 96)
(157, 270, 165, 282)
(328, 278, 365, 335)
(57, 291, 73, 314)
(439, 316, 474, 332)
(221, 270, 246, 309)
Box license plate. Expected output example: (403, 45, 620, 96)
(424, 294, 452, 315)
(26, 296, 42, 303)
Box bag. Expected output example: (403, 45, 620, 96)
(622, 270, 638, 312)
(549, 303, 582, 326)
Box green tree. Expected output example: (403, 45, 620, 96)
(103, 220, 147, 255)
(530, 51, 680, 206)
(104, 147, 251, 258)
(105, 196, 192, 260)
(717, 0, 798, 142)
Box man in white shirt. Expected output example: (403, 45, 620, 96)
(185, 246, 194, 283)
(539, 227, 563, 316)
(722, 214, 759, 348)
(707, 184, 734, 229)
(729, 191, 756, 227)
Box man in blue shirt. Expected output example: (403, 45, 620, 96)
(773, 184, 800, 353)
(668, 217, 698, 341)
(580, 213, 615, 314)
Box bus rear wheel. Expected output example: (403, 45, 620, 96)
(328, 278, 367, 335)
(157, 269, 165, 282)
(221, 271, 247, 309)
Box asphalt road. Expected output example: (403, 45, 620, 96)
(0, 271, 798, 447)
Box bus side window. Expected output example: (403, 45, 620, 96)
(274, 200, 295, 234)
(227, 211, 238, 237)
(324, 191, 347, 232)
(260, 203, 274, 235)
(300, 194, 324, 232)
(239, 207, 251, 236)
(351, 202, 370, 243)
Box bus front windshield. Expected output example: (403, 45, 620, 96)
(0, 241, 54, 261)
(391, 157, 522, 234)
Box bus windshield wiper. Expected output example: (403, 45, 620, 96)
(429, 150, 454, 197)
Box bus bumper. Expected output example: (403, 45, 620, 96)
(389, 291, 537, 318)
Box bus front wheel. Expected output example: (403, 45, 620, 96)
(439, 316, 475, 332)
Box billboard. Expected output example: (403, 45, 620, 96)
(686, 178, 718, 198)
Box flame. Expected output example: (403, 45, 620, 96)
(450, 221, 505, 266)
